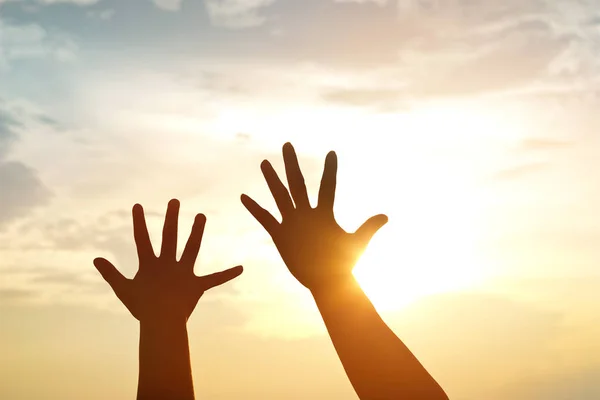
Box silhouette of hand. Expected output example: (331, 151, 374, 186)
(242, 143, 387, 292)
(93, 199, 243, 323)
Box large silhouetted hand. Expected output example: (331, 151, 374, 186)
(94, 199, 243, 400)
(242, 143, 448, 400)
(242, 143, 387, 292)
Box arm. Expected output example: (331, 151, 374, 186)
(312, 278, 446, 399)
(93, 199, 243, 400)
(137, 319, 194, 399)
(242, 143, 448, 400)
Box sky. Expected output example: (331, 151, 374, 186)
(1, 0, 600, 399)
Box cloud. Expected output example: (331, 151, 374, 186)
(519, 138, 572, 151)
(0, 288, 34, 303)
(483, 137, 572, 182)
(205, 0, 275, 28)
(395, 14, 574, 99)
(30, 270, 94, 286)
(219, 0, 587, 103)
(38, 0, 98, 3)
(0, 107, 20, 150)
(86, 8, 115, 20)
(411, 39, 567, 98)
(0, 101, 51, 227)
(9, 204, 247, 296)
(0, 162, 51, 225)
(490, 162, 550, 182)
(0, 0, 178, 12)
(496, 366, 600, 400)
(261, 0, 405, 68)
(153, 0, 182, 11)
(0, 263, 106, 305)
(0, 0, 98, 4)
(0, 18, 78, 66)
(321, 88, 408, 111)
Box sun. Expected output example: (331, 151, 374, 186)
(330, 103, 518, 311)
(352, 223, 486, 311)
(343, 143, 491, 311)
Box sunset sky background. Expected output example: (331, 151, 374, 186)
(1, 0, 600, 399)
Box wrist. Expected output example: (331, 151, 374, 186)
(138, 318, 190, 369)
(140, 317, 188, 335)
(309, 274, 361, 300)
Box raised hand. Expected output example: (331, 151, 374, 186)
(93, 199, 243, 323)
(242, 143, 448, 400)
(93, 199, 243, 400)
(241, 142, 387, 292)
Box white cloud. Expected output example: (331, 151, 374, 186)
(0, 0, 99, 3)
(0, 100, 53, 227)
(205, 0, 275, 28)
(152, 0, 183, 11)
(0, 19, 78, 66)
(86, 9, 115, 20)
(37, 0, 98, 3)
(335, 0, 387, 4)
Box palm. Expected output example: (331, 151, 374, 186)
(272, 209, 360, 288)
(242, 143, 387, 291)
(120, 260, 203, 322)
(94, 200, 243, 323)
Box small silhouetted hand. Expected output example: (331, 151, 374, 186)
(94, 199, 242, 400)
(242, 143, 448, 400)
(94, 199, 242, 323)
(241, 142, 387, 292)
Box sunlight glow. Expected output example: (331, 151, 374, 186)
(353, 224, 486, 311)
(345, 104, 508, 310)
(219, 103, 519, 316)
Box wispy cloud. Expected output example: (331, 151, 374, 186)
(152, 0, 182, 11)
(205, 0, 275, 28)
(519, 138, 572, 151)
(0, 287, 34, 303)
(321, 88, 408, 111)
(0, 19, 78, 67)
(490, 162, 550, 182)
(0, 100, 51, 226)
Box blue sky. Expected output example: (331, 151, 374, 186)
(1, 1, 600, 399)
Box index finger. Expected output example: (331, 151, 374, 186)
(132, 204, 155, 263)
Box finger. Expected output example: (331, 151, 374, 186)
(160, 199, 180, 260)
(354, 214, 389, 246)
(282, 142, 311, 209)
(317, 151, 337, 212)
(93, 257, 128, 293)
(241, 194, 280, 235)
(198, 266, 244, 291)
(180, 214, 206, 268)
(261, 160, 294, 217)
(132, 204, 155, 262)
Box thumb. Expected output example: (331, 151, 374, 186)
(93, 257, 127, 292)
(354, 214, 388, 246)
(198, 266, 244, 292)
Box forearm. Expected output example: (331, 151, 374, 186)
(137, 320, 195, 400)
(312, 277, 448, 400)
